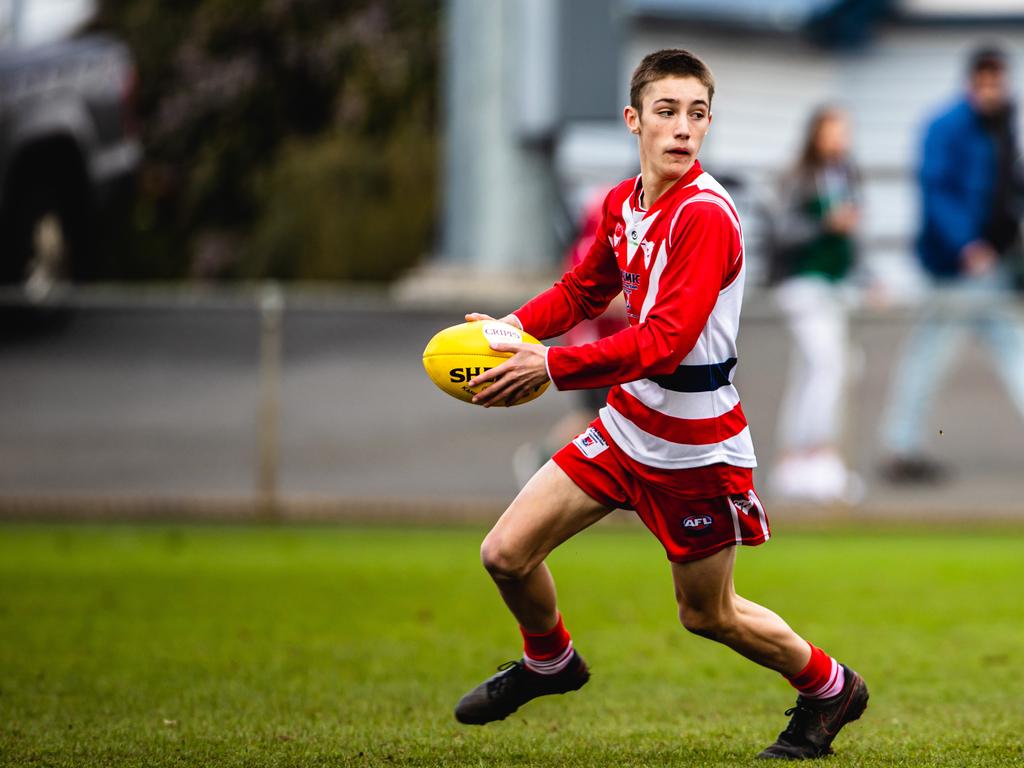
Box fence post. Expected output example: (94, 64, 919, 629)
(258, 282, 283, 518)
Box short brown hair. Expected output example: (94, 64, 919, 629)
(630, 49, 715, 112)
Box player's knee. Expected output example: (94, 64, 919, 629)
(480, 535, 531, 582)
(679, 604, 736, 641)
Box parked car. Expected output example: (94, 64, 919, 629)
(0, 21, 140, 303)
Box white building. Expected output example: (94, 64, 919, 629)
(437, 0, 1024, 294)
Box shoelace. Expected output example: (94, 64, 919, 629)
(486, 660, 523, 698)
(780, 703, 818, 743)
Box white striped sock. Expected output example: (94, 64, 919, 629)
(804, 658, 846, 700)
(523, 640, 574, 675)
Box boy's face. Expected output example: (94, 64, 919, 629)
(969, 66, 1009, 115)
(624, 76, 712, 183)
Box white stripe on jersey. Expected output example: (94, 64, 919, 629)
(608, 168, 757, 471)
(669, 190, 742, 247)
(690, 172, 742, 210)
(600, 402, 757, 469)
(638, 241, 668, 322)
(620, 379, 741, 421)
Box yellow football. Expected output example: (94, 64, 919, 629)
(422, 320, 550, 406)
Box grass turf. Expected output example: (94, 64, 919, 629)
(0, 522, 1021, 767)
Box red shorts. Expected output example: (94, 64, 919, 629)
(552, 418, 771, 563)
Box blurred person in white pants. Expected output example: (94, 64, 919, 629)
(879, 46, 1024, 483)
(770, 107, 863, 504)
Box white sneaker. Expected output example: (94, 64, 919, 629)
(770, 453, 865, 506)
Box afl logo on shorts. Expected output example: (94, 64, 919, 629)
(681, 515, 714, 535)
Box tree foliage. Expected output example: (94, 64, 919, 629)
(93, 0, 440, 281)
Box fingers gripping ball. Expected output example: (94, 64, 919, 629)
(423, 321, 550, 406)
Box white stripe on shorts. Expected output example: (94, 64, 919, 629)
(749, 490, 770, 541)
(728, 497, 742, 544)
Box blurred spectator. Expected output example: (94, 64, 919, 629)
(513, 190, 628, 487)
(879, 45, 1024, 483)
(768, 106, 864, 504)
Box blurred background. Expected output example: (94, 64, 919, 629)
(2, 0, 1024, 520)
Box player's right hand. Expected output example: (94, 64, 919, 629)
(465, 312, 523, 329)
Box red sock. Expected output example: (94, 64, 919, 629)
(786, 643, 845, 699)
(520, 613, 574, 675)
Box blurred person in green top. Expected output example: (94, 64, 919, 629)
(769, 106, 863, 504)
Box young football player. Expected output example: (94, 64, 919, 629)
(457, 49, 868, 760)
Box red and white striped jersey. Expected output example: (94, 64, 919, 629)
(514, 160, 757, 476)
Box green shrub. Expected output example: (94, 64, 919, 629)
(92, 0, 440, 282)
(243, 128, 435, 281)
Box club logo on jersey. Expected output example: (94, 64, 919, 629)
(641, 240, 655, 268)
(572, 427, 608, 459)
(610, 222, 624, 248)
(621, 199, 660, 266)
(681, 515, 714, 535)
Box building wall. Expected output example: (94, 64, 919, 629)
(439, 0, 1024, 286)
(615, 23, 1024, 286)
(440, 0, 560, 276)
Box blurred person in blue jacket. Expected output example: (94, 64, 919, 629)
(880, 45, 1024, 483)
(770, 106, 864, 504)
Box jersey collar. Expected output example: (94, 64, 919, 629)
(632, 160, 703, 213)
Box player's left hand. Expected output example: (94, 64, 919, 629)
(469, 341, 550, 407)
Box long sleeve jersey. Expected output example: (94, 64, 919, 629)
(514, 161, 757, 473)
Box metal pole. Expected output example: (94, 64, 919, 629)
(258, 282, 283, 518)
(8, 0, 26, 45)
(440, 0, 558, 273)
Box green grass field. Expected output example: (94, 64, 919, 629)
(0, 522, 1021, 767)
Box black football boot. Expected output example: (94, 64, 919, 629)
(758, 665, 869, 759)
(454, 652, 590, 725)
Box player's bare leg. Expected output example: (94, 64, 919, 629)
(454, 460, 613, 724)
(671, 548, 868, 758)
(671, 547, 810, 673)
(480, 460, 611, 631)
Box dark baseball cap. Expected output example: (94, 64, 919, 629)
(968, 45, 1007, 74)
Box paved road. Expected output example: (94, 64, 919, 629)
(2, 294, 1023, 514)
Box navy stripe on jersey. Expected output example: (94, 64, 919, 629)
(649, 357, 737, 393)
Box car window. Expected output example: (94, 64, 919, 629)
(0, 0, 95, 49)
